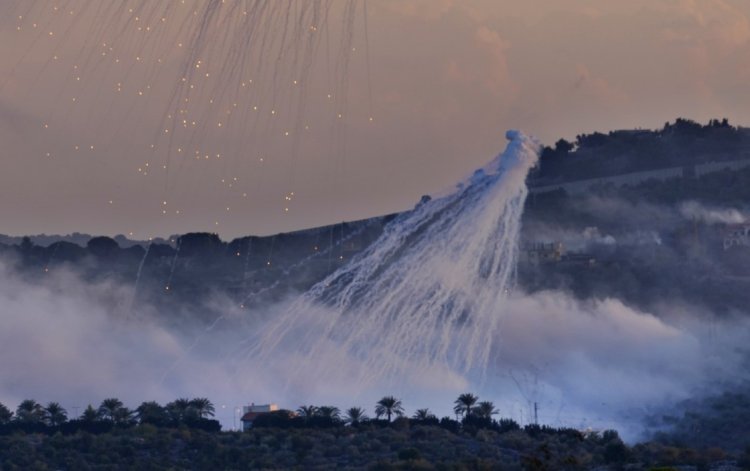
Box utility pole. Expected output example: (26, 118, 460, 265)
(534, 402, 538, 425)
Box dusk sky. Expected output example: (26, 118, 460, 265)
(2, 0, 750, 239)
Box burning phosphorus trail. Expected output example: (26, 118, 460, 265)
(247, 130, 541, 390)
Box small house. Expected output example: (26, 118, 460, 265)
(240, 403, 279, 431)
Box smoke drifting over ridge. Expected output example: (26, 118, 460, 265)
(2, 257, 749, 439)
(0, 261, 246, 425)
(3, 132, 750, 441)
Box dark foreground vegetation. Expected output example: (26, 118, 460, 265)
(1, 394, 748, 470)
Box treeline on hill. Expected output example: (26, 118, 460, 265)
(534, 118, 750, 183)
(0, 217, 390, 320)
(0, 397, 220, 435)
(1, 393, 749, 469)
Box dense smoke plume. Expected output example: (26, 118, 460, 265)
(2, 258, 748, 439)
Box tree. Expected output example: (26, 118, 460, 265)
(375, 396, 404, 422)
(554, 138, 574, 154)
(345, 407, 367, 425)
(20, 236, 33, 254)
(15, 399, 45, 423)
(44, 402, 68, 426)
(0, 402, 12, 424)
(472, 401, 499, 420)
(296, 405, 318, 420)
(113, 406, 135, 426)
(86, 236, 119, 257)
(166, 398, 195, 422)
(98, 398, 126, 423)
(317, 406, 341, 421)
(453, 393, 479, 419)
(136, 401, 168, 425)
(189, 398, 215, 418)
(412, 408, 436, 421)
(80, 405, 99, 423)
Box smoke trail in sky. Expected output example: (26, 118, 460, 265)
(247, 130, 541, 387)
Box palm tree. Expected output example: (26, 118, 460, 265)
(98, 398, 125, 422)
(136, 401, 168, 425)
(296, 405, 318, 419)
(375, 396, 404, 422)
(0, 402, 12, 424)
(472, 401, 499, 419)
(453, 393, 479, 419)
(113, 406, 135, 426)
(412, 408, 436, 421)
(317, 406, 341, 421)
(189, 398, 215, 418)
(44, 402, 68, 426)
(166, 398, 194, 422)
(15, 399, 45, 423)
(345, 407, 367, 425)
(80, 405, 99, 423)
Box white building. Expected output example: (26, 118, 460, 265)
(240, 403, 279, 431)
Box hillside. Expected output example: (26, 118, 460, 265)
(3, 119, 750, 322)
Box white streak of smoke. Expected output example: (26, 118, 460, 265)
(680, 200, 746, 225)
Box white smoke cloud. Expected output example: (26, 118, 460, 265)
(680, 200, 746, 225)
(582, 226, 617, 246)
(239, 287, 750, 441)
(1, 257, 748, 441)
(0, 261, 260, 427)
(488, 291, 749, 438)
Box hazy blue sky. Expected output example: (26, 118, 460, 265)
(1, 0, 749, 238)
